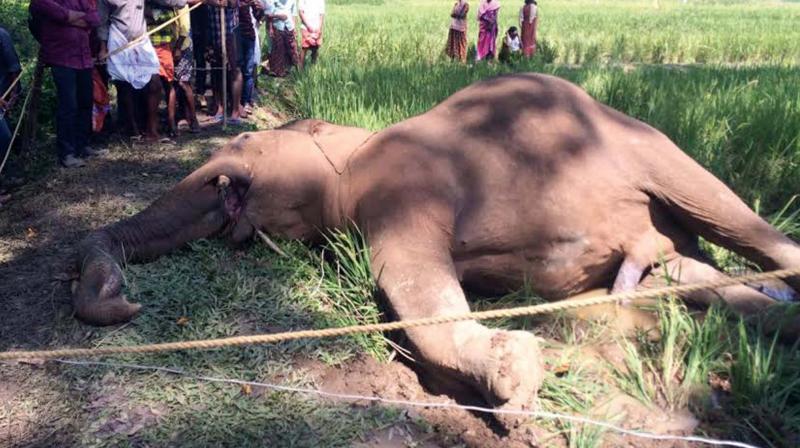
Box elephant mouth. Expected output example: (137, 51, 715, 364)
(217, 175, 249, 224)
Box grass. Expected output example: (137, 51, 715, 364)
(3, 0, 800, 446)
(539, 351, 611, 448)
(40, 232, 396, 447)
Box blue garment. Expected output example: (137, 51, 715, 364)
(0, 27, 21, 179)
(239, 32, 256, 105)
(0, 27, 22, 100)
(52, 66, 92, 161)
(0, 116, 11, 170)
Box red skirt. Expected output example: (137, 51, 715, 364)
(445, 29, 467, 62)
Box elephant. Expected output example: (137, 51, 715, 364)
(74, 73, 800, 425)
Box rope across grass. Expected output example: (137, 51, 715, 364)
(1, 267, 798, 360)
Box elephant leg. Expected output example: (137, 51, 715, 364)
(643, 140, 800, 293)
(370, 231, 543, 429)
(640, 255, 800, 339)
(642, 255, 776, 314)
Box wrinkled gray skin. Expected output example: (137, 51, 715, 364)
(75, 73, 800, 427)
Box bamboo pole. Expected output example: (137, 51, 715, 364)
(220, 4, 227, 130)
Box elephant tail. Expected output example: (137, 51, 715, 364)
(640, 139, 800, 283)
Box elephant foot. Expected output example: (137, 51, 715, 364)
(458, 329, 544, 429)
(73, 293, 142, 326)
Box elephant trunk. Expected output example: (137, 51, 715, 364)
(74, 156, 252, 325)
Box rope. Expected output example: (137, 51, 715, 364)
(0, 70, 23, 103)
(0, 64, 37, 178)
(1, 267, 798, 361)
(101, 2, 204, 62)
(54, 359, 761, 448)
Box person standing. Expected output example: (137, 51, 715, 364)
(146, 2, 181, 137)
(207, 0, 244, 124)
(265, 0, 300, 77)
(476, 0, 500, 62)
(520, 0, 538, 58)
(97, 0, 187, 143)
(298, 0, 325, 66)
(239, 0, 264, 115)
(445, 0, 469, 62)
(0, 26, 23, 202)
(190, 2, 210, 102)
(174, 3, 201, 132)
(30, 0, 100, 167)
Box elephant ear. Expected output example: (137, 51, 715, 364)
(280, 119, 376, 173)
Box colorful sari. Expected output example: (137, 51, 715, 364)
(476, 0, 500, 61)
(520, 3, 538, 58)
(269, 28, 300, 77)
(445, 1, 469, 62)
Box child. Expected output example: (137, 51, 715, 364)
(499, 26, 521, 64)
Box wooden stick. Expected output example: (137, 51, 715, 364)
(220, 5, 227, 130)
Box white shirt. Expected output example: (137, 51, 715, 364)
(299, 0, 325, 31)
(266, 0, 297, 32)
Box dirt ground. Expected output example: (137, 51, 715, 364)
(1, 110, 701, 447)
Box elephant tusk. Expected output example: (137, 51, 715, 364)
(216, 175, 231, 189)
(256, 229, 288, 258)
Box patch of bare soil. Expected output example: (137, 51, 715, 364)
(304, 355, 693, 448)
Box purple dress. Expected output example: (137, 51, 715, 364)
(477, 8, 499, 60)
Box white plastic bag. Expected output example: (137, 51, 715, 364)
(107, 25, 160, 89)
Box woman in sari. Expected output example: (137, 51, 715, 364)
(265, 0, 301, 77)
(476, 0, 500, 61)
(520, 0, 538, 58)
(445, 0, 470, 62)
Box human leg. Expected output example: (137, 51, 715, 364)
(144, 75, 163, 141)
(226, 34, 242, 120)
(75, 68, 93, 157)
(51, 66, 81, 164)
(239, 35, 255, 107)
(114, 81, 140, 137)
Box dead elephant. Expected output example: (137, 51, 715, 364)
(74, 73, 800, 425)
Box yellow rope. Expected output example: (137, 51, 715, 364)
(1, 267, 798, 361)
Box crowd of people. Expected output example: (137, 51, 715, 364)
(446, 0, 539, 63)
(0, 0, 327, 178)
(0, 0, 540, 205)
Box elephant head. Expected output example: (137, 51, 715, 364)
(73, 120, 374, 325)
